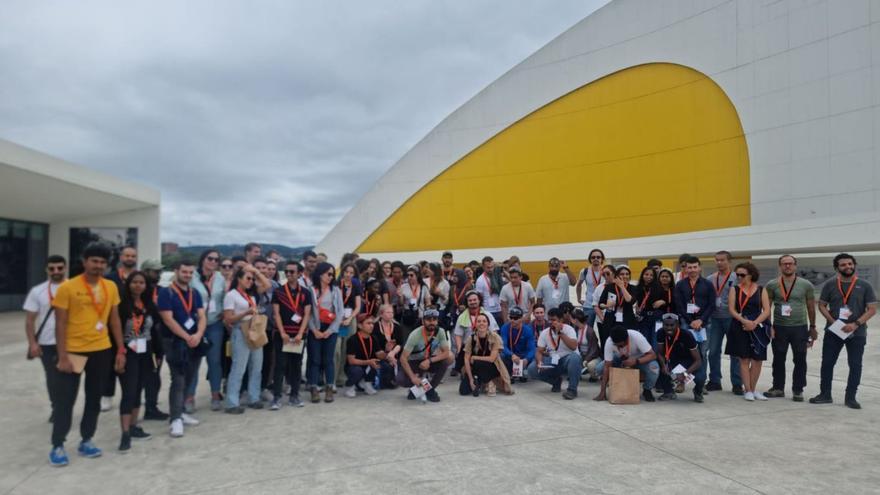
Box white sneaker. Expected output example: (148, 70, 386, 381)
(744, 391, 755, 401)
(344, 386, 357, 398)
(169, 419, 184, 438)
(181, 413, 200, 426)
(362, 381, 377, 396)
(753, 391, 768, 401)
(100, 396, 112, 412)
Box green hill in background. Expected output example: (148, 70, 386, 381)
(162, 244, 314, 266)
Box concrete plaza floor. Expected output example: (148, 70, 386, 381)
(1, 311, 878, 495)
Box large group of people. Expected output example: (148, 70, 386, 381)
(22, 243, 877, 467)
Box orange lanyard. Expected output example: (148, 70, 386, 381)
(837, 276, 857, 306)
(779, 276, 796, 302)
(422, 328, 433, 360)
(640, 290, 650, 310)
(550, 275, 559, 290)
(81, 277, 108, 319)
(469, 311, 479, 329)
(737, 283, 754, 312)
(117, 268, 128, 282)
(590, 269, 601, 287)
(483, 273, 493, 294)
(664, 329, 679, 361)
(381, 321, 395, 343)
(454, 283, 469, 306)
(365, 296, 376, 316)
(171, 283, 194, 315)
(47, 283, 57, 305)
(131, 300, 145, 336)
(509, 323, 523, 349)
(548, 329, 561, 350)
(513, 284, 522, 305)
(408, 282, 421, 303)
(283, 283, 302, 313)
(358, 333, 373, 358)
(714, 272, 731, 297)
(152, 287, 158, 305)
(614, 286, 622, 307)
(342, 281, 353, 305)
(688, 278, 698, 304)
(237, 288, 255, 308)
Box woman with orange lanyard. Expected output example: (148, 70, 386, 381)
(307, 262, 345, 403)
(191, 249, 227, 411)
(596, 266, 636, 352)
(633, 266, 658, 347)
(270, 261, 313, 409)
(426, 263, 450, 326)
(117, 271, 157, 452)
(222, 266, 269, 414)
(463, 314, 513, 397)
(725, 262, 771, 402)
(361, 278, 383, 318)
(398, 265, 432, 332)
(371, 304, 404, 388)
(334, 263, 362, 388)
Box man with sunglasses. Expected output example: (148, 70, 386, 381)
(24, 255, 68, 423)
(500, 307, 535, 382)
(576, 249, 606, 327)
(764, 254, 816, 402)
(396, 309, 451, 402)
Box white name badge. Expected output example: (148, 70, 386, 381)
(552, 289, 561, 299)
(95, 321, 104, 331)
(715, 297, 723, 308)
(184, 318, 195, 330)
(839, 306, 852, 320)
(409, 298, 417, 306)
(550, 353, 560, 366)
(291, 313, 302, 324)
(615, 311, 624, 322)
(687, 303, 699, 314)
(128, 338, 147, 354)
(780, 304, 792, 317)
(344, 308, 353, 318)
(655, 321, 663, 332)
(208, 300, 217, 313)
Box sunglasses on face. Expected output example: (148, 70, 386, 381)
(736, 273, 747, 278)
(221, 264, 233, 269)
(206, 256, 219, 262)
(47, 267, 65, 272)
(284, 270, 298, 275)
(510, 315, 522, 320)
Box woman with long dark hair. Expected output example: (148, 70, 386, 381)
(399, 265, 431, 331)
(634, 266, 658, 347)
(596, 265, 635, 352)
(362, 278, 383, 318)
(191, 249, 227, 411)
(726, 262, 771, 401)
(307, 262, 344, 403)
(335, 262, 362, 388)
(117, 271, 157, 452)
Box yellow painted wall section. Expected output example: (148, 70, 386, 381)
(358, 63, 750, 253)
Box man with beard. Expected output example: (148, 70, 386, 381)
(499, 307, 535, 382)
(475, 256, 503, 323)
(811, 254, 877, 409)
(535, 257, 576, 310)
(101, 245, 138, 411)
(24, 255, 68, 423)
(441, 251, 455, 282)
(396, 309, 451, 402)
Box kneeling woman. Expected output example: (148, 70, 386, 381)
(343, 315, 386, 398)
(118, 271, 157, 452)
(463, 314, 513, 397)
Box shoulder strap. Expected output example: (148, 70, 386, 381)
(34, 307, 55, 342)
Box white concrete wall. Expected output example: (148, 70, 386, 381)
(318, 0, 880, 263)
(48, 206, 161, 265)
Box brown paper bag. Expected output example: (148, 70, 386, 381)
(608, 367, 640, 405)
(68, 353, 88, 374)
(242, 315, 269, 350)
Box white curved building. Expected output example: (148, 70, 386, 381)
(318, 0, 880, 266)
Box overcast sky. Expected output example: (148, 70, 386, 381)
(1, 0, 608, 247)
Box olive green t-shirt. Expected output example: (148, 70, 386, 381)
(764, 277, 815, 327)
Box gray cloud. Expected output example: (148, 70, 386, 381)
(0, 0, 609, 246)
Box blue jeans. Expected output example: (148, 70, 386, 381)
(707, 317, 741, 386)
(582, 307, 597, 328)
(307, 332, 338, 389)
(345, 364, 377, 387)
(596, 356, 660, 390)
(226, 325, 264, 408)
(527, 354, 581, 393)
(189, 320, 225, 396)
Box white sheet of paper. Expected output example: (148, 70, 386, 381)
(420, 377, 432, 392)
(827, 319, 852, 340)
(512, 360, 523, 377)
(410, 384, 426, 399)
(671, 364, 694, 385)
(291, 313, 302, 323)
(282, 340, 304, 353)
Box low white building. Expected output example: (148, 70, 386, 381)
(0, 138, 160, 311)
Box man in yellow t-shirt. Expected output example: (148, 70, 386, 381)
(47, 243, 126, 467)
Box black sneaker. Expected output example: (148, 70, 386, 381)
(693, 391, 704, 403)
(809, 394, 833, 404)
(130, 426, 152, 440)
(792, 391, 804, 402)
(845, 397, 861, 410)
(705, 382, 722, 392)
(143, 408, 169, 421)
(118, 433, 131, 453)
(407, 391, 416, 400)
(731, 384, 744, 396)
(248, 402, 264, 410)
(658, 392, 677, 401)
(551, 378, 562, 393)
(48, 411, 55, 424)
(562, 390, 577, 400)
(642, 389, 655, 402)
(426, 389, 440, 403)
(224, 406, 245, 414)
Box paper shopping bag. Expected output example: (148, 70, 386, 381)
(608, 367, 641, 405)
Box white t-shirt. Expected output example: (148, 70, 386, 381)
(604, 330, 653, 361)
(578, 267, 604, 306)
(535, 273, 572, 309)
(223, 289, 254, 321)
(592, 283, 606, 309)
(537, 324, 578, 359)
(23, 281, 62, 345)
(499, 282, 535, 313)
(475, 273, 501, 313)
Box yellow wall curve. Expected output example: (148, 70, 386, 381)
(358, 63, 750, 253)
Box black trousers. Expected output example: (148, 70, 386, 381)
(261, 331, 275, 390)
(38, 345, 59, 413)
(470, 360, 500, 384)
(771, 324, 808, 393)
(119, 350, 153, 414)
(143, 355, 162, 410)
(820, 331, 866, 398)
(51, 348, 113, 447)
(272, 332, 303, 400)
(102, 340, 118, 397)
